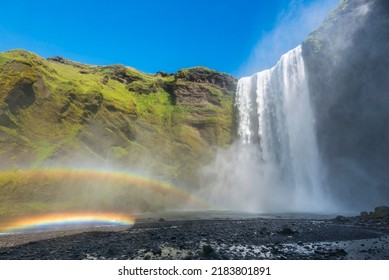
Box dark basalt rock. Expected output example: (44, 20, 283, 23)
(0, 110, 18, 128)
(47, 56, 69, 64)
(278, 227, 296, 235)
(1, 217, 388, 260)
(302, 0, 389, 209)
(47, 56, 91, 69)
(106, 65, 141, 84)
(156, 71, 172, 77)
(5, 78, 36, 114)
(201, 245, 214, 257)
(168, 82, 222, 106)
(358, 206, 389, 220)
(373, 206, 389, 219)
(175, 67, 237, 93)
(333, 215, 351, 223)
(329, 249, 347, 257)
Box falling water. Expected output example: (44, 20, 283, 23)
(235, 45, 328, 211)
(200, 45, 331, 212)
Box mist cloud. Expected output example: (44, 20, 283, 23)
(238, 0, 339, 77)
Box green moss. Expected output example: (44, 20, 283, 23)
(31, 141, 56, 166)
(0, 55, 11, 66)
(0, 126, 30, 143)
(111, 146, 129, 159)
(0, 48, 236, 216)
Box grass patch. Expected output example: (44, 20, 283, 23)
(0, 49, 236, 212)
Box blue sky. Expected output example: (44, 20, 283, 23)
(0, 0, 338, 77)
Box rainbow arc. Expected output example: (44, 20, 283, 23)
(0, 212, 135, 232)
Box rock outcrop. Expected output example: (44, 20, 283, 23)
(302, 0, 389, 209)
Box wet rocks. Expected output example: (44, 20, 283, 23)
(150, 247, 162, 255)
(201, 245, 214, 257)
(372, 206, 389, 219)
(354, 206, 389, 227)
(278, 227, 296, 235)
(329, 248, 347, 257)
(0, 216, 388, 260)
(333, 215, 351, 223)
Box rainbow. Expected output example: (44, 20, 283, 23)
(0, 167, 210, 208)
(0, 212, 136, 233)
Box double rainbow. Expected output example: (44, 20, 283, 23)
(0, 167, 210, 207)
(0, 212, 135, 233)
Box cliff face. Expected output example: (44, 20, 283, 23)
(302, 0, 389, 208)
(0, 50, 236, 215)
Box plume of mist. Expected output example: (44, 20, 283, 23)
(34, 120, 198, 214)
(198, 142, 285, 212)
(238, 0, 338, 77)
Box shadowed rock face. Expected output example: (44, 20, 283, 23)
(169, 67, 237, 106)
(175, 67, 237, 93)
(302, 0, 389, 209)
(6, 79, 36, 114)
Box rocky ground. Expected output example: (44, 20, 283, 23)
(1, 210, 389, 260)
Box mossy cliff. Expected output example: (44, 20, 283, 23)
(0, 50, 236, 216)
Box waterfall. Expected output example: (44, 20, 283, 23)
(235, 45, 328, 211)
(200, 45, 331, 212)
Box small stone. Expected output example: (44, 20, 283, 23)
(278, 227, 295, 235)
(334, 215, 350, 223)
(360, 211, 369, 218)
(329, 249, 347, 257)
(151, 247, 162, 255)
(202, 245, 214, 257)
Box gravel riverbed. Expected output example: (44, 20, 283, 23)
(1, 212, 388, 260)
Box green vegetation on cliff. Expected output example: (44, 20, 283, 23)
(0, 49, 236, 217)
